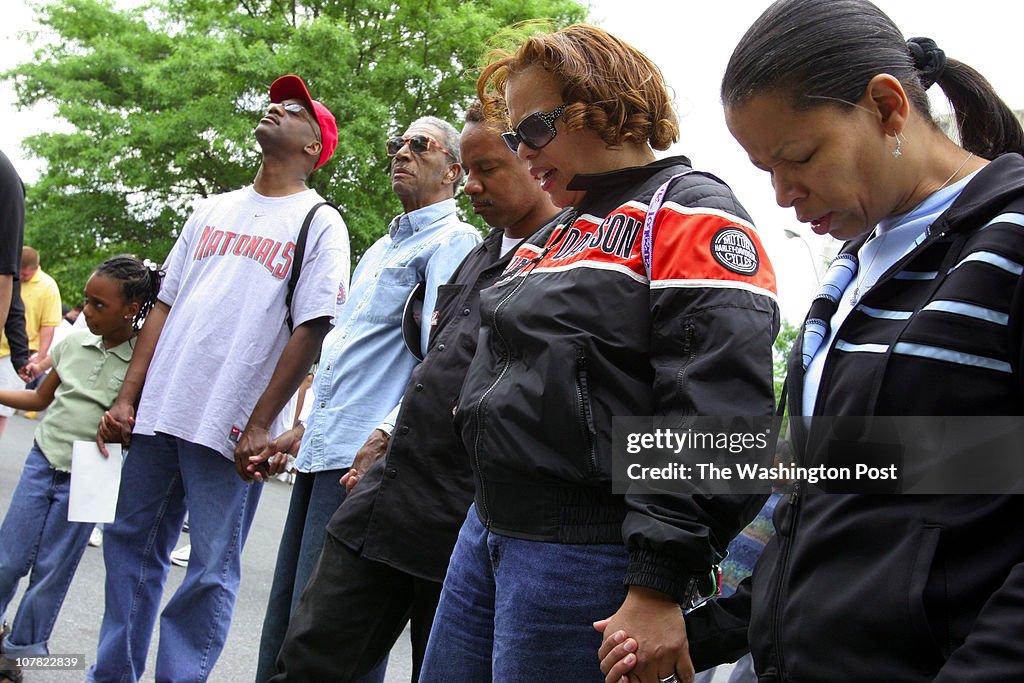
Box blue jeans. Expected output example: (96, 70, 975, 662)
(86, 433, 262, 683)
(0, 443, 93, 655)
(257, 468, 389, 683)
(419, 504, 629, 681)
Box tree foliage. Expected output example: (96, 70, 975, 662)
(7, 0, 587, 303)
(773, 317, 799, 406)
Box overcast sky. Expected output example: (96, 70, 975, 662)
(2, 0, 1021, 321)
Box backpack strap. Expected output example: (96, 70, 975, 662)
(287, 201, 339, 331)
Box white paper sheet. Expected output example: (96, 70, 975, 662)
(68, 441, 123, 523)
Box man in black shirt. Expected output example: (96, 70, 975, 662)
(0, 151, 30, 442)
(0, 151, 24, 336)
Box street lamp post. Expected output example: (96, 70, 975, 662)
(784, 227, 823, 284)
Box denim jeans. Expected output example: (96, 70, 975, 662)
(256, 468, 386, 683)
(0, 443, 93, 655)
(86, 433, 262, 683)
(419, 504, 629, 681)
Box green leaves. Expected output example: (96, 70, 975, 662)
(8, 0, 586, 300)
(773, 318, 799, 407)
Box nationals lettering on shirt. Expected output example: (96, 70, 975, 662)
(191, 224, 295, 280)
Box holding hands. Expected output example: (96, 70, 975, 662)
(595, 586, 693, 683)
(18, 362, 43, 383)
(97, 400, 136, 457)
(241, 423, 303, 482)
(339, 428, 389, 492)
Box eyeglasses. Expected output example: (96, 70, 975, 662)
(502, 104, 567, 153)
(272, 102, 321, 142)
(386, 134, 456, 160)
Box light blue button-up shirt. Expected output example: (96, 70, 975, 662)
(296, 198, 480, 472)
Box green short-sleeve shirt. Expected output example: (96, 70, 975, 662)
(36, 330, 134, 471)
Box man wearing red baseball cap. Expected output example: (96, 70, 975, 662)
(269, 74, 338, 171)
(88, 75, 349, 683)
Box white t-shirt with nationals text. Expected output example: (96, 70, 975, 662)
(134, 186, 349, 459)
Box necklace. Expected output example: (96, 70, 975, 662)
(938, 151, 974, 192)
(849, 230, 884, 306)
(849, 151, 974, 306)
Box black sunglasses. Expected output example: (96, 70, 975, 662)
(386, 134, 456, 160)
(272, 102, 320, 142)
(502, 104, 567, 153)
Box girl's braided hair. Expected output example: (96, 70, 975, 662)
(93, 255, 164, 332)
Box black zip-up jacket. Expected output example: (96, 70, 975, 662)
(686, 154, 1024, 681)
(454, 156, 780, 602)
(329, 223, 555, 581)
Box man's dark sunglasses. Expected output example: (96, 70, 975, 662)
(386, 134, 455, 160)
(502, 104, 567, 153)
(272, 102, 320, 142)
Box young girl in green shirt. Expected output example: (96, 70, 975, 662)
(0, 256, 161, 679)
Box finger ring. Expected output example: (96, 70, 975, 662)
(659, 676, 680, 683)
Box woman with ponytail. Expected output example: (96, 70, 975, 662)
(601, 1, 1024, 681)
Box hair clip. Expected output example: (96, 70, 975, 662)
(143, 258, 160, 272)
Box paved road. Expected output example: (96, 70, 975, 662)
(0, 412, 414, 682)
(2, 413, 739, 682)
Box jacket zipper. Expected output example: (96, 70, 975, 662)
(772, 484, 801, 680)
(471, 258, 542, 526)
(575, 349, 598, 474)
(470, 216, 576, 527)
(676, 321, 697, 397)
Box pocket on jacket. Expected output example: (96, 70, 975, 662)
(748, 502, 950, 680)
(433, 283, 468, 345)
(908, 524, 948, 664)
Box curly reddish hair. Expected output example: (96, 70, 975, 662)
(477, 24, 678, 151)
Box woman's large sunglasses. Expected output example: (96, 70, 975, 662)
(386, 134, 455, 160)
(502, 104, 567, 153)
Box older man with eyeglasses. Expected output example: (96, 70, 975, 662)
(248, 115, 480, 683)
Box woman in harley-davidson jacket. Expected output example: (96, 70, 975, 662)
(419, 23, 780, 683)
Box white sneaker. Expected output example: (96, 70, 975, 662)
(170, 544, 191, 568)
(88, 527, 103, 547)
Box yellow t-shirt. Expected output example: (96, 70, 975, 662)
(0, 267, 63, 356)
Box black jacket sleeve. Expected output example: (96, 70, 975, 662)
(622, 178, 779, 602)
(685, 575, 755, 672)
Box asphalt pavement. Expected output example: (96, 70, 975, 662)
(1, 413, 739, 682)
(0, 412, 414, 682)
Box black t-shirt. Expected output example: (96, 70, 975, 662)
(0, 149, 28, 368)
(0, 149, 24, 276)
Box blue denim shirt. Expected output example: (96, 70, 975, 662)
(296, 198, 480, 472)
